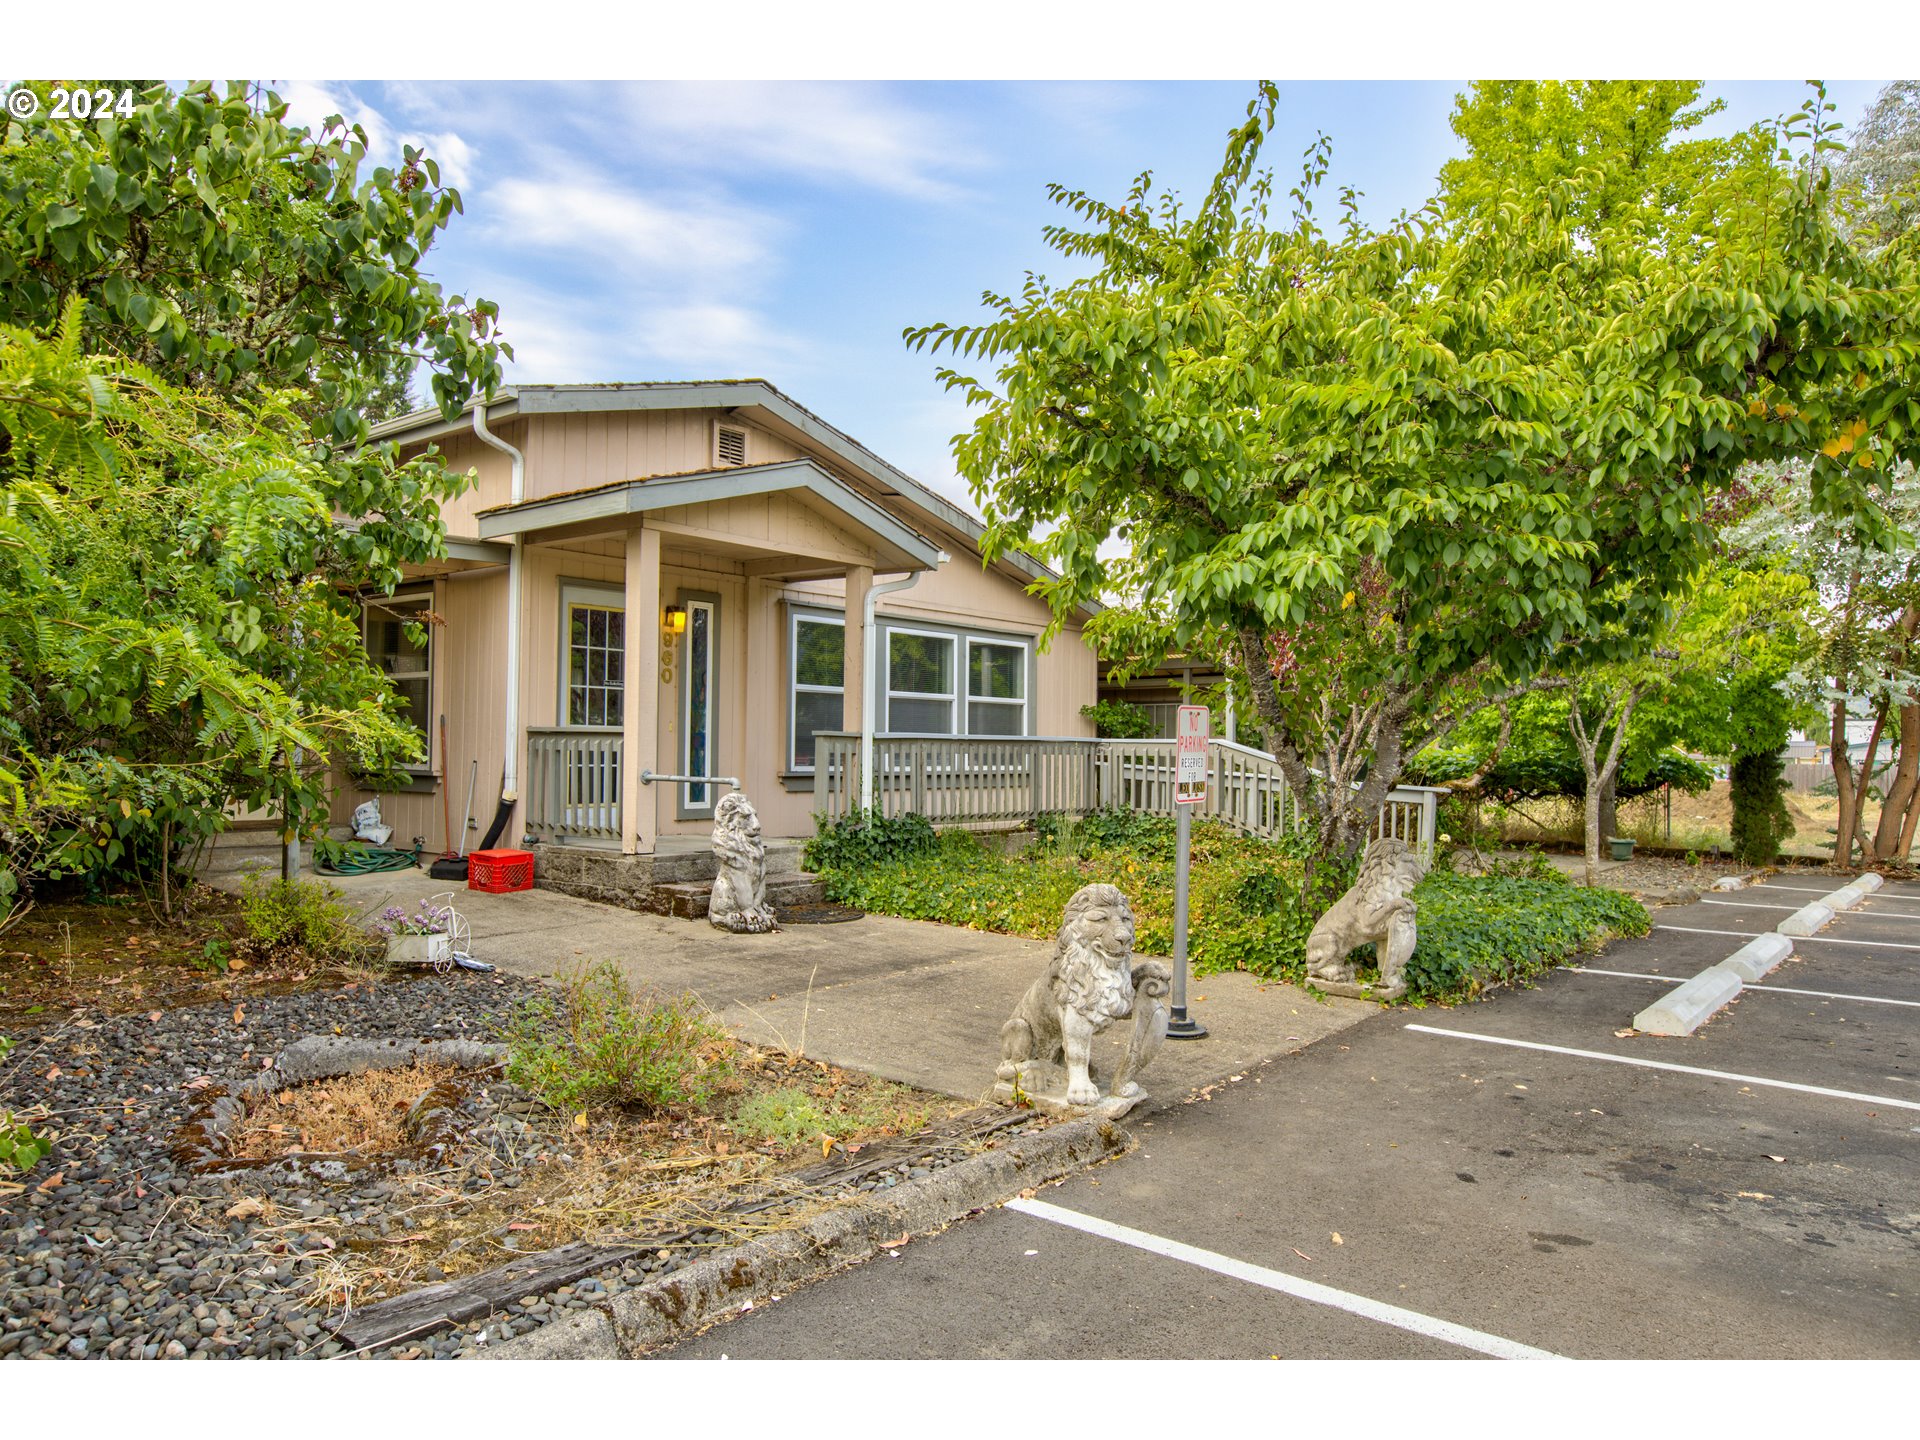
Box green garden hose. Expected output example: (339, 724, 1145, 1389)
(316, 845, 422, 875)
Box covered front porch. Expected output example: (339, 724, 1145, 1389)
(475, 458, 943, 856)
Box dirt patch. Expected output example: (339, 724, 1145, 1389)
(0, 889, 411, 1031)
(229, 1062, 465, 1161)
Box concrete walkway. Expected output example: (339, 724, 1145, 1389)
(264, 868, 1376, 1105)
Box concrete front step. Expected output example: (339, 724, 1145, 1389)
(638, 874, 827, 921)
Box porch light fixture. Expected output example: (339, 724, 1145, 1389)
(662, 604, 688, 637)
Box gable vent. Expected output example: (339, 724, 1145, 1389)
(715, 423, 748, 467)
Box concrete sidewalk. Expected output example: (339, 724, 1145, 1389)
(265, 867, 1377, 1105)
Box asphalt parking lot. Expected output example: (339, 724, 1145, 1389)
(656, 874, 1918, 1360)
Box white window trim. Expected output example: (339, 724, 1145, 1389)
(885, 626, 958, 736)
(789, 609, 845, 773)
(364, 589, 434, 773)
(965, 635, 1029, 736)
(558, 581, 626, 730)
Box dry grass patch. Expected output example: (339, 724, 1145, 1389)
(229, 1063, 464, 1160)
(288, 1047, 967, 1310)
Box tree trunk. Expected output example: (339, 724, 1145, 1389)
(1874, 701, 1919, 862)
(1829, 700, 1856, 869)
(1569, 686, 1641, 887)
(1596, 772, 1619, 849)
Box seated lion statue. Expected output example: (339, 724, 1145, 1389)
(997, 883, 1171, 1107)
(1305, 836, 1428, 998)
(708, 793, 776, 933)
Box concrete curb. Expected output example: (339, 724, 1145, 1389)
(1855, 872, 1886, 893)
(482, 1111, 1133, 1359)
(1710, 931, 1793, 984)
(1827, 884, 1868, 912)
(1633, 967, 1744, 1036)
(1778, 902, 1835, 937)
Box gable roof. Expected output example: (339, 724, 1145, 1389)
(367, 380, 1095, 617)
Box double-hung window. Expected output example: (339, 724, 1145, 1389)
(886, 629, 956, 734)
(364, 593, 433, 771)
(966, 638, 1028, 735)
(789, 612, 845, 771)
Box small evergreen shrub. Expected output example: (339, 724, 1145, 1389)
(1729, 750, 1794, 865)
(500, 963, 732, 1115)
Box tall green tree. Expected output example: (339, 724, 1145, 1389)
(909, 82, 1920, 864)
(0, 80, 503, 439)
(1438, 81, 1768, 239)
(0, 81, 509, 908)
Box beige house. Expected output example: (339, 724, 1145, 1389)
(337, 382, 1098, 881)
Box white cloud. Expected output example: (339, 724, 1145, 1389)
(481, 174, 773, 279)
(615, 82, 981, 201)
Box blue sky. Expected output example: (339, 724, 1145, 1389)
(278, 78, 1896, 517)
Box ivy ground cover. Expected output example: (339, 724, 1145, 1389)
(811, 811, 1649, 1005)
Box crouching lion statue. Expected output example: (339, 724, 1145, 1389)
(708, 792, 777, 934)
(995, 883, 1172, 1113)
(1305, 836, 1428, 999)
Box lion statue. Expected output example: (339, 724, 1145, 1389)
(708, 793, 777, 933)
(997, 883, 1172, 1108)
(1304, 836, 1428, 998)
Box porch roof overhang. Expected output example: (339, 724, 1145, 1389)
(369, 382, 1093, 616)
(472, 457, 943, 575)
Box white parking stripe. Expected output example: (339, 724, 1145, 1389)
(1006, 1197, 1564, 1360)
(1701, 899, 1806, 912)
(1562, 966, 1920, 1009)
(1656, 924, 1920, 952)
(1403, 1024, 1920, 1112)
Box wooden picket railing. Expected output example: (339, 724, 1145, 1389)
(813, 733, 1441, 861)
(525, 726, 622, 842)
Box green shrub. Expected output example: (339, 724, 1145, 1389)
(822, 823, 1647, 1006)
(1404, 870, 1649, 1002)
(0, 1037, 52, 1177)
(804, 808, 937, 872)
(237, 874, 371, 963)
(1080, 699, 1159, 739)
(1729, 750, 1793, 865)
(500, 963, 731, 1115)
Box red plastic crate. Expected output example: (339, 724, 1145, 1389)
(468, 848, 535, 894)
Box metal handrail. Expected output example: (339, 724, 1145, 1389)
(640, 770, 742, 792)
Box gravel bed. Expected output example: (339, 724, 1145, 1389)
(3, 972, 1037, 1361)
(0, 971, 537, 1361)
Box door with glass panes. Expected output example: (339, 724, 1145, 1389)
(560, 584, 624, 837)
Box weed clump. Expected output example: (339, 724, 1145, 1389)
(236, 875, 372, 965)
(500, 962, 732, 1116)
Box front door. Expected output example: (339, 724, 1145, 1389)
(679, 595, 718, 816)
(561, 583, 625, 836)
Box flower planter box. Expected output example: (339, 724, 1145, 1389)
(386, 932, 452, 968)
(1607, 837, 1636, 862)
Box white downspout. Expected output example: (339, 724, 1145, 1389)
(861, 554, 947, 813)
(472, 402, 525, 804)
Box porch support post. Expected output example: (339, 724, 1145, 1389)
(622, 523, 662, 855)
(843, 565, 872, 737)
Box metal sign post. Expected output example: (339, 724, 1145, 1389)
(1169, 705, 1210, 1040)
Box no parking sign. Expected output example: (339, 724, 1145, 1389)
(1176, 704, 1209, 803)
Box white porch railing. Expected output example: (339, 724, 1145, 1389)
(525, 726, 622, 842)
(813, 733, 1441, 861)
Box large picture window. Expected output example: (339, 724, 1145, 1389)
(365, 593, 432, 771)
(789, 612, 844, 771)
(886, 629, 955, 735)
